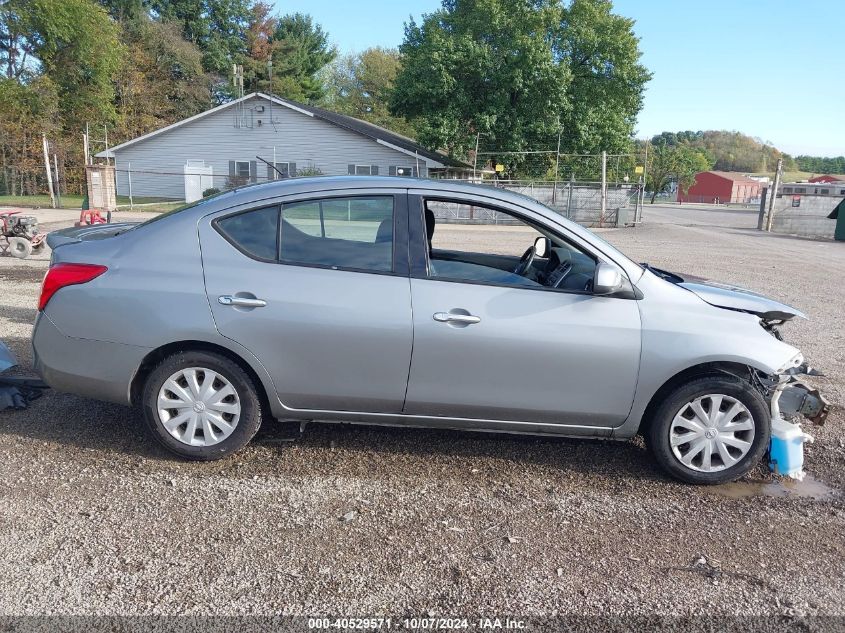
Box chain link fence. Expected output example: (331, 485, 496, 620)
(3, 148, 648, 229)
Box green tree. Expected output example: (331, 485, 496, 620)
(1, 0, 122, 128)
(114, 18, 210, 140)
(553, 0, 651, 153)
(391, 0, 649, 170)
(270, 13, 335, 102)
(321, 47, 415, 136)
(391, 0, 570, 163)
(0, 76, 58, 195)
(645, 142, 712, 203)
(148, 0, 251, 74)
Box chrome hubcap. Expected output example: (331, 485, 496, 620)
(669, 394, 755, 472)
(157, 367, 241, 447)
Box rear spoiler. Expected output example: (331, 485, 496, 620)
(46, 223, 139, 250)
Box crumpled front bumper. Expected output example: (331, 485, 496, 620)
(776, 360, 831, 426)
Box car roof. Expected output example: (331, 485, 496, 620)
(202, 176, 540, 208)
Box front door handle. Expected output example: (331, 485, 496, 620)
(433, 311, 481, 325)
(218, 295, 267, 308)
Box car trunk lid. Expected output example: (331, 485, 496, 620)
(46, 223, 139, 250)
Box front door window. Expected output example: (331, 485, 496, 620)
(423, 200, 597, 293)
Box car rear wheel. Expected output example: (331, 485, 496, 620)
(646, 374, 770, 484)
(141, 351, 262, 460)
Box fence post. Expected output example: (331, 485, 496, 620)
(52, 154, 62, 208)
(552, 129, 561, 205)
(757, 187, 768, 230)
(600, 150, 607, 222)
(764, 158, 783, 232)
(472, 133, 480, 181)
(42, 133, 56, 208)
(566, 173, 574, 219)
(128, 162, 134, 211)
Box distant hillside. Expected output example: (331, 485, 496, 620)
(650, 130, 793, 173)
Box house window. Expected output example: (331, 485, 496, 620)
(348, 165, 379, 176)
(794, 187, 806, 193)
(391, 166, 417, 177)
(840, 189, 845, 195)
(821, 188, 830, 195)
(269, 162, 296, 180)
(228, 160, 255, 188)
(783, 187, 793, 193)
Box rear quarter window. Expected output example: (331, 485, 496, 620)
(216, 206, 279, 261)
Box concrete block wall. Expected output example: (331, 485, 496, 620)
(770, 194, 840, 239)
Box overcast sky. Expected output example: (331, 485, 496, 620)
(273, 0, 843, 157)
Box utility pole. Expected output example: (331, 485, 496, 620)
(83, 124, 90, 165)
(42, 133, 56, 208)
(600, 150, 607, 222)
(765, 158, 784, 232)
(552, 129, 562, 204)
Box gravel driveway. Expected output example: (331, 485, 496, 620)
(0, 205, 843, 626)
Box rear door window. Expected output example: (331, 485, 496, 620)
(281, 196, 394, 272)
(216, 205, 279, 261)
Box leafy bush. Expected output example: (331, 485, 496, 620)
(202, 187, 221, 197)
(297, 165, 324, 177)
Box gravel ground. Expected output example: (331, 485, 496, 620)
(0, 205, 843, 624)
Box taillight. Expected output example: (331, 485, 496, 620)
(39, 263, 108, 311)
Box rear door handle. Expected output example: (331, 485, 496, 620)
(218, 295, 267, 308)
(433, 312, 481, 325)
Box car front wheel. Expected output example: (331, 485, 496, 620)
(646, 374, 770, 484)
(141, 350, 262, 460)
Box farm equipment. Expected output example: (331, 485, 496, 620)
(0, 211, 46, 259)
(75, 209, 109, 227)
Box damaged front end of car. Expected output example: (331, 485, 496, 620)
(673, 274, 831, 478)
(751, 354, 831, 480)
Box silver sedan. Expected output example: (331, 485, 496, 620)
(32, 177, 827, 483)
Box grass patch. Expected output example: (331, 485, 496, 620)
(0, 194, 84, 209)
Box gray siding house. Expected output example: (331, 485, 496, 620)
(96, 92, 470, 202)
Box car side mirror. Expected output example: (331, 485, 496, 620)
(593, 263, 624, 295)
(534, 236, 551, 258)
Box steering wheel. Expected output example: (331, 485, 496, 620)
(513, 245, 536, 276)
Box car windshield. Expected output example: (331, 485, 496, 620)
(535, 200, 643, 273)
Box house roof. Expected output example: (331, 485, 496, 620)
(97, 92, 470, 170)
(705, 171, 761, 184)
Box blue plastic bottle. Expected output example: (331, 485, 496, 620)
(769, 417, 814, 480)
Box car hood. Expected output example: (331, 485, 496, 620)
(46, 222, 139, 250)
(644, 266, 806, 321)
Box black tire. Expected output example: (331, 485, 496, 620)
(141, 350, 262, 460)
(646, 374, 770, 485)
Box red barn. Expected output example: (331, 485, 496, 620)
(808, 174, 845, 183)
(677, 171, 761, 204)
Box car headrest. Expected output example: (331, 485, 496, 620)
(375, 218, 393, 243)
(424, 208, 435, 242)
